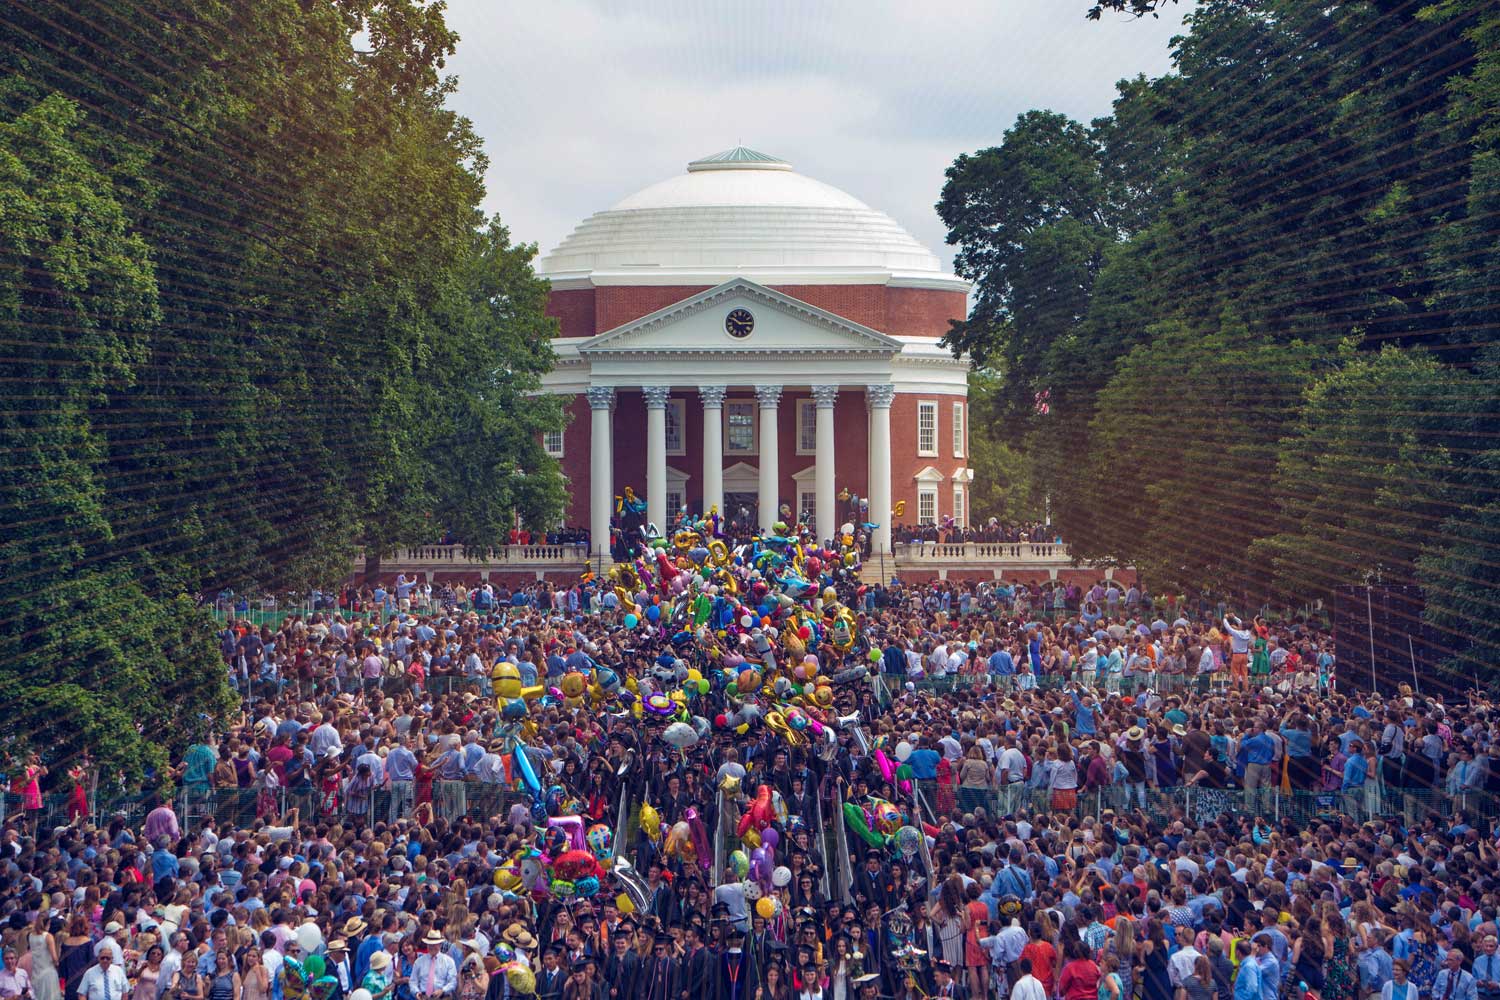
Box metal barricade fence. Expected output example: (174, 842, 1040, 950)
(2, 781, 530, 834)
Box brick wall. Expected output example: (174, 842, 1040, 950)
(551, 283, 965, 338)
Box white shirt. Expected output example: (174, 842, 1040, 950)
(78, 965, 130, 1000)
(1169, 946, 1203, 987)
(997, 748, 1027, 785)
(1012, 973, 1048, 1000)
(411, 952, 458, 997)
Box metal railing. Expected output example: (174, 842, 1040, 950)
(935, 782, 1481, 828)
(6, 782, 530, 835)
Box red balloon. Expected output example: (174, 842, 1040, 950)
(798, 626, 811, 640)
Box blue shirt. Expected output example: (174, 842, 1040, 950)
(1070, 692, 1098, 736)
(988, 650, 1015, 676)
(1257, 954, 1281, 1000)
(1342, 755, 1368, 790)
(1234, 957, 1262, 1000)
(906, 748, 941, 781)
(1243, 733, 1275, 766)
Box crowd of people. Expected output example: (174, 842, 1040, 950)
(6, 562, 1500, 1000)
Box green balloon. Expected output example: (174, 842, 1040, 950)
(303, 956, 325, 980)
(868, 649, 882, 663)
(726, 682, 739, 696)
(697, 679, 710, 694)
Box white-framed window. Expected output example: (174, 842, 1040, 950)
(666, 491, 683, 518)
(952, 483, 966, 528)
(665, 398, 686, 455)
(726, 401, 756, 454)
(796, 400, 817, 455)
(917, 400, 938, 457)
(952, 401, 965, 458)
(543, 428, 565, 458)
(798, 489, 817, 527)
(917, 487, 938, 525)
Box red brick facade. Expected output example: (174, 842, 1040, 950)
(547, 284, 964, 339)
(550, 281, 969, 529)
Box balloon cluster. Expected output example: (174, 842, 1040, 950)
(840, 740, 939, 856)
(490, 799, 616, 903)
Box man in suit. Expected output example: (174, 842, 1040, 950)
(646, 862, 676, 924)
(325, 940, 355, 1000)
(535, 946, 566, 1000)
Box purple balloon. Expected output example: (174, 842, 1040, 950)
(760, 827, 780, 852)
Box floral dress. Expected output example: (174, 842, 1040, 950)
(1322, 935, 1357, 1000)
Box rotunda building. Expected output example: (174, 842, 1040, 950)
(536, 147, 972, 557)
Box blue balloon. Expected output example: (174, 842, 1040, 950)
(646, 604, 661, 622)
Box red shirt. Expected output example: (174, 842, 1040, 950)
(1060, 959, 1101, 1000)
(1021, 941, 1057, 994)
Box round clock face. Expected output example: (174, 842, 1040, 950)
(725, 308, 755, 338)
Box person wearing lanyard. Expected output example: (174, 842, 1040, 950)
(1474, 936, 1500, 1000)
(1433, 950, 1478, 1000)
(78, 955, 129, 1000)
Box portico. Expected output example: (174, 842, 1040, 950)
(564, 278, 906, 557)
(536, 149, 976, 571)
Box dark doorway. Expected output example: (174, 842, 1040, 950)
(724, 492, 758, 536)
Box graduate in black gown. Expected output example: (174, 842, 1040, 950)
(639, 935, 678, 1000)
(600, 923, 639, 1000)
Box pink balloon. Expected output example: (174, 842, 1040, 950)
(874, 749, 895, 784)
(547, 815, 586, 852)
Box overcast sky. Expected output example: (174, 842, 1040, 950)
(441, 1, 1190, 271)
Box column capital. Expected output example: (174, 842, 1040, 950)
(641, 385, 673, 409)
(754, 384, 783, 408)
(585, 386, 615, 411)
(699, 385, 728, 408)
(865, 384, 896, 409)
(811, 384, 840, 409)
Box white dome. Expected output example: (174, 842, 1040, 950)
(537, 147, 961, 288)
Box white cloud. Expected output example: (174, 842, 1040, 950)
(442, 0, 1191, 267)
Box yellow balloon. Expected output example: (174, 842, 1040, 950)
(756, 897, 776, 919)
(686, 668, 702, 683)
(639, 803, 661, 841)
(615, 893, 635, 914)
(505, 967, 535, 994)
(741, 828, 760, 849)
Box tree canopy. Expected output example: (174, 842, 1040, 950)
(0, 0, 566, 777)
(944, 0, 1500, 682)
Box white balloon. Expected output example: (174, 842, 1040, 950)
(771, 866, 792, 888)
(662, 722, 699, 749)
(895, 741, 914, 762)
(349, 991, 373, 1000)
(295, 922, 324, 956)
(743, 879, 762, 900)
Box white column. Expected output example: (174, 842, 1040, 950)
(700, 386, 726, 519)
(811, 385, 839, 543)
(755, 384, 782, 532)
(586, 386, 614, 559)
(643, 385, 671, 534)
(867, 384, 895, 556)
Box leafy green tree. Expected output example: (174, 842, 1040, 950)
(1253, 346, 1465, 604)
(0, 90, 234, 779)
(966, 372, 1045, 523)
(937, 111, 1113, 425)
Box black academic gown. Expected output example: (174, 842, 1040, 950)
(535, 966, 566, 1000)
(639, 956, 678, 1000)
(682, 945, 718, 1000)
(600, 950, 638, 1000)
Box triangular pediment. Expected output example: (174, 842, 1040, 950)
(577, 278, 902, 355)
